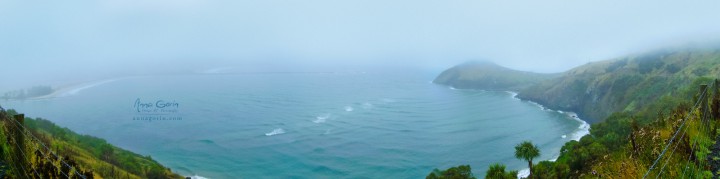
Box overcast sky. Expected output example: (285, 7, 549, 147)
(2, 0, 720, 89)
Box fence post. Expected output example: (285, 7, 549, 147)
(13, 114, 24, 149)
(12, 114, 27, 177)
(14, 114, 24, 124)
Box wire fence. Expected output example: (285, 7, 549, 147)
(643, 81, 717, 178)
(1, 111, 87, 179)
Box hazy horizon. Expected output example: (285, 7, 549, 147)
(3, 1, 720, 178)
(2, 0, 720, 91)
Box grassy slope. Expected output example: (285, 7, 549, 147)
(543, 77, 720, 178)
(433, 61, 560, 91)
(519, 48, 720, 178)
(431, 47, 720, 178)
(518, 48, 720, 123)
(0, 108, 184, 178)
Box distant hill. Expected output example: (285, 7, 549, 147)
(432, 47, 720, 178)
(436, 48, 720, 123)
(433, 61, 559, 91)
(517, 48, 720, 122)
(1, 86, 53, 100)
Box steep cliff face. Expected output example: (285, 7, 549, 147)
(517, 49, 720, 123)
(433, 61, 559, 91)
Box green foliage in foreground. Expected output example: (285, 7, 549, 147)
(514, 141, 540, 178)
(426, 165, 476, 179)
(430, 78, 720, 178)
(484, 163, 517, 179)
(0, 107, 184, 178)
(431, 47, 720, 178)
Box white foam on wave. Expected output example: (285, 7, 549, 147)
(505, 91, 520, 100)
(362, 102, 373, 109)
(344, 106, 354, 112)
(567, 112, 591, 142)
(313, 118, 326, 124)
(517, 168, 530, 178)
(313, 113, 331, 123)
(189, 175, 209, 179)
(515, 102, 591, 179)
(520, 97, 592, 141)
(516, 154, 561, 178)
(265, 128, 285, 136)
(526, 101, 546, 111)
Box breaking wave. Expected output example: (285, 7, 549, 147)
(265, 128, 286, 136)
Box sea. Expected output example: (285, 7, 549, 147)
(2, 69, 589, 178)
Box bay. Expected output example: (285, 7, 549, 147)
(3, 70, 587, 178)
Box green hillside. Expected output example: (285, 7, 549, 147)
(518, 48, 720, 123)
(430, 47, 720, 178)
(0, 107, 185, 178)
(433, 61, 559, 91)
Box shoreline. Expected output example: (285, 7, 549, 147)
(432, 83, 594, 178)
(27, 78, 126, 100)
(505, 91, 591, 178)
(441, 84, 593, 178)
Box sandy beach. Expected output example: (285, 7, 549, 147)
(28, 78, 124, 100)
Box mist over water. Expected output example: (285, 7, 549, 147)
(3, 0, 720, 92)
(2, 0, 720, 178)
(3, 70, 586, 178)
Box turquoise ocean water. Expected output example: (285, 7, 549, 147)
(3, 70, 588, 178)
